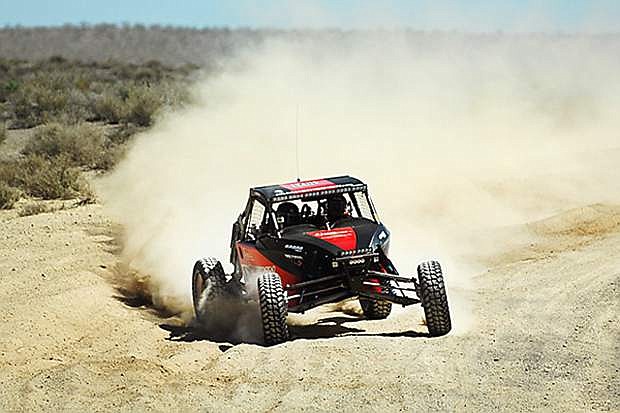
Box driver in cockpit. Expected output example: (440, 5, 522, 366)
(276, 202, 301, 228)
(325, 194, 348, 228)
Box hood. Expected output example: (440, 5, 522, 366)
(282, 219, 385, 256)
(306, 227, 358, 251)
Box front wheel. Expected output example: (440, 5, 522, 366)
(192, 258, 231, 323)
(417, 261, 452, 336)
(257, 272, 289, 346)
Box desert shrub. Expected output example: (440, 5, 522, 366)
(159, 81, 191, 108)
(0, 79, 19, 103)
(0, 122, 6, 145)
(61, 89, 94, 124)
(107, 123, 145, 145)
(18, 202, 49, 216)
(96, 83, 189, 127)
(12, 154, 86, 199)
(23, 122, 107, 168)
(21, 122, 130, 171)
(0, 159, 17, 185)
(98, 143, 127, 170)
(123, 85, 162, 126)
(11, 78, 73, 127)
(92, 92, 125, 123)
(2, 58, 193, 128)
(48, 55, 68, 65)
(0, 181, 20, 209)
(0, 154, 90, 201)
(11, 88, 43, 128)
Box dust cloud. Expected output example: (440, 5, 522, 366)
(98, 33, 620, 329)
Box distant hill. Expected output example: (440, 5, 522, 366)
(0, 25, 269, 66)
(1, 25, 618, 67)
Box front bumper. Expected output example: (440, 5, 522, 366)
(283, 253, 421, 313)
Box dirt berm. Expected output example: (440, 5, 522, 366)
(0, 202, 618, 412)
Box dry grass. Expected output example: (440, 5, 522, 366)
(17, 155, 86, 199)
(0, 181, 20, 209)
(0, 57, 193, 129)
(23, 123, 107, 168)
(0, 155, 87, 200)
(0, 122, 6, 146)
(18, 202, 50, 217)
(92, 93, 125, 124)
(123, 86, 162, 127)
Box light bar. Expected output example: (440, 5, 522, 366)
(271, 184, 367, 202)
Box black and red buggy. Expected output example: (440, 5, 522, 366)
(192, 176, 451, 345)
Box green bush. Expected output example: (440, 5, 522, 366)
(2, 79, 19, 100)
(23, 122, 107, 169)
(0, 181, 20, 209)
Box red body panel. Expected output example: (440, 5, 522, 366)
(236, 242, 301, 288)
(306, 227, 357, 251)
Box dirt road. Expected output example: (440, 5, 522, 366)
(0, 203, 618, 412)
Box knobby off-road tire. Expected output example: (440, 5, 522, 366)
(359, 279, 393, 319)
(417, 261, 452, 336)
(192, 257, 231, 323)
(360, 297, 392, 319)
(257, 272, 289, 346)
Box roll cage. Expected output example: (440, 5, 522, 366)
(229, 177, 380, 261)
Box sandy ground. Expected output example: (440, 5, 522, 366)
(0, 202, 618, 412)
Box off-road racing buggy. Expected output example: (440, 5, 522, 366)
(192, 176, 451, 345)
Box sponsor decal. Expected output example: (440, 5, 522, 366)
(237, 243, 301, 290)
(378, 230, 387, 240)
(306, 227, 357, 250)
(284, 254, 303, 260)
(285, 244, 304, 252)
(281, 179, 337, 192)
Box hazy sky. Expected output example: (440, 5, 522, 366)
(2, 0, 619, 32)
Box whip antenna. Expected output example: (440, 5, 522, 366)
(295, 104, 301, 182)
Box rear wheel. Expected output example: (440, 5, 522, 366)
(359, 276, 393, 319)
(360, 297, 392, 319)
(257, 272, 289, 346)
(359, 284, 392, 319)
(192, 258, 231, 323)
(417, 261, 451, 336)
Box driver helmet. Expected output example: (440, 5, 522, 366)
(276, 202, 300, 227)
(326, 194, 347, 221)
